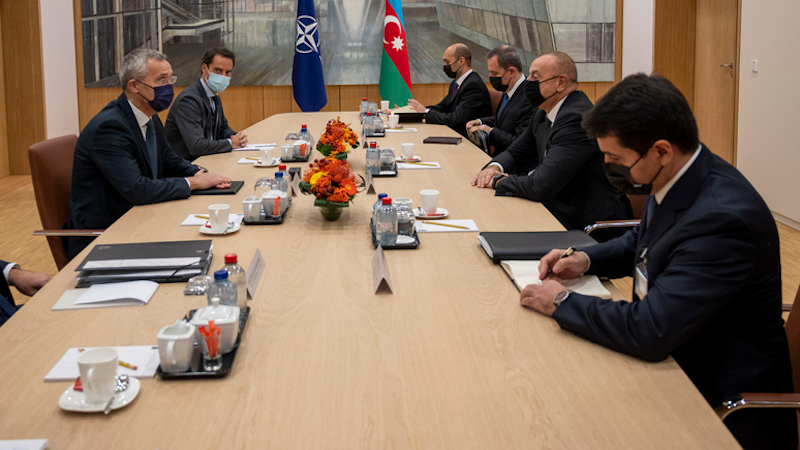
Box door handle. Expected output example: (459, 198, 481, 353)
(720, 63, 734, 77)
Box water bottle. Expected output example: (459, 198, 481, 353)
(222, 253, 247, 309)
(376, 197, 397, 246)
(273, 172, 288, 193)
(360, 97, 368, 118)
(299, 124, 313, 152)
(207, 269, 237, 307)
(366, 142, 379, 174)
(372, 193, 388, 225)
(362, 112, 374, 136)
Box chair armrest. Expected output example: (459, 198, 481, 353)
(716, 393, 800, 419)
(583, 220, 641, 235)
(782, 303, 792, 312)
(33, 229, 104, 237)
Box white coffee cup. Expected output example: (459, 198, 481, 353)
(420, 189, 440, 215)
(208, 204, 230, 233)
(78, 347, 118, 404)
(263, 190, 288, 217)
(401, 143, 415, 160)
(380, 100, 390, 111)
(281, 144, 293, 160)
(242, 196, 262, 222)
(157, 320, 196, 373)
(388, 114, 399, 128)
(260, 148, 274, 164)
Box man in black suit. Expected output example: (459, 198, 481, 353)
(465, 45, 534, 156)
(524, 74, 796, 450)
(165, 47, 248, 161)
(0, 260, 50, 327)
(472, 52, 630, 231)
(64, 48, 231, 259)
(407, 43, 492, 138)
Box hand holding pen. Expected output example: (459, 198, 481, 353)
(538, 247, 590, 281)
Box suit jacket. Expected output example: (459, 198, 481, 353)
(65, 94, 200, 259)
(426, 71, 492, 138)
(0, 261, 19, 326)
(164, 80, 237, 161)
(553, 146, 796, 449)
(493, 91, 631, 230)
(478, 80, 534, 156)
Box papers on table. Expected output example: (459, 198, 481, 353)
(45, 346, 161, 381)
(238, 157, 260, 164)
(500, 260, 612, 298)
(53, 281, 161, 311)
(0, 440, 48, 450)
(397, 161, 441, 170)
(415, 219, 479, 233)
(181, 213, 244, 227)
(385, 128, 418, 133)
(233, 143, 276, 151)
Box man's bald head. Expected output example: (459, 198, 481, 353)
(538, 51, 578, 85)
(445, 43, 472, 68)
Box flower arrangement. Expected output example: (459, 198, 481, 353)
(300, 158, 365, 207)
(316, 117, 360, 159)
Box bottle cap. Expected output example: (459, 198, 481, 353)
(275, 172, 284, 178)
(366, 112, 372, 116)
(382, 197, 392, 205)
(278, 164, 287, 171)
(370, 142, 377, 148)
(214, 270, 229, 280)
(301, 124, 307, 128)
(363, 97, 367, 101)
(378, 193, 387, 199)
(224, 253, 238, 264)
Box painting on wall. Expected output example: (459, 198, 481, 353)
(80, 0, 615, 88)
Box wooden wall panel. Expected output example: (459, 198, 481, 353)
(653, 0, 697, 107)
(262, 86, 293, 120)
(218, 86, 264, 131)
(0, 7, 8, 178)
(1, 0, 46, 175)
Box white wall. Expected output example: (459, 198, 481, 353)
(621, 0, 654, 77)
(40, 0, 80, 138)
(737, 0, 800, 225)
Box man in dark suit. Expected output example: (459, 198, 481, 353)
(465, 45, 534, 157)
(0, 260, 50, 327)
(407, 43, 492, 138)
(524, 74, 796, 450)
(472, 52, 630, 231)
(64, 48, 231, 259)
(164, 47, 248, 161)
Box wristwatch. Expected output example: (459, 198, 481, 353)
(553, 290, 571, 308)
(491, 173, 507, 189)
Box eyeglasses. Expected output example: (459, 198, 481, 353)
(137, 76, 177, 88)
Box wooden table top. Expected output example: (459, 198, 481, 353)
(0, 112, 739, 449)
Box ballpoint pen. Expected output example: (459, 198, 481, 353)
(542, 246, 576, 280)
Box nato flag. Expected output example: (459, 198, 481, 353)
(292, 0, 327, 112)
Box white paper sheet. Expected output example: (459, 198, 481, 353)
(385, 128, 418, 133)
(0, 440, 48, 450)
(44, 346, 161, 381)
(181, 213, 244, 227)
(233, 143, 277, 151)
(74, 280, 158, 306)
(397, 161, 441, 170)
(415, 219, 479, 233)
(82, 257, 200, 270)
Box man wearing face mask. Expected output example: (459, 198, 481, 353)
(165, 48, 247, 161)
(471, 51, 630, 231)
(64, 48, 232, 259)
(407, 43, 492, 138)
(465, 45, 534, 156)
(523, 74, 796, 450)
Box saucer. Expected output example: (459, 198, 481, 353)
(396, 156, 421, 162)
(254, 157, 280, 167)
(199, 222, 241, 235)
(59, 376, 141, 413)
(414, 207, 449, 219)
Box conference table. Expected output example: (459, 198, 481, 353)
(0, 112, 740, 448)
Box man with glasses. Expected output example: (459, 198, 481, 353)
(64, 48, 231, 259)
(165, 47, 248, 161)
(471, 51, 631, 232)
(465, 45, 534, 157)
(407, 43, 492, 138)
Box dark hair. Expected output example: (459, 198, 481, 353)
(486, 45, 523, 72)
(453, 43, 472, 66)
(202, 47, 236, 69)
(582, 73, 699, 155)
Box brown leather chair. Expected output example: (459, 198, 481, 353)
(489, 89, 503, 116)
(28, 134, 103, 270)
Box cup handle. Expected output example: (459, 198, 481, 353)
(84, 367, 95, 391)
(166, 340, 177, 366)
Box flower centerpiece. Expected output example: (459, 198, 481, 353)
(300, 158, 365, 221)
(316, 117, 360, 160)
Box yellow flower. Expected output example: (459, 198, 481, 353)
(309, 171, 328, 186)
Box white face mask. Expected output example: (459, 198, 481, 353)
(205, 66, 231, 93)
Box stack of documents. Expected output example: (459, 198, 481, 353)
(74, 240, 213, 287)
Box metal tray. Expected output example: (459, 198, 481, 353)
(370, 219, 420, 249)
(243, 198, 292, 225)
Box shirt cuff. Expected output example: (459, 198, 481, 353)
(488, 162, 504, 172)
(227, 138, 232, 146)
(424, 108, 430, 114)
(3, 263, 20, 283)
(185, 178, 192, 190)
(477, 119, 482, 125)
(578, 251, 591, 275)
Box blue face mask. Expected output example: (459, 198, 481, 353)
(206, 69, 231, 93)
(137, 82, 174, 112)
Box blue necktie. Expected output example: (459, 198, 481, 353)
(496, 93, 510, 118)
(145, 120, 158, 178)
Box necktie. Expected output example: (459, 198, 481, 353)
(448, 82, 459, 101)
(145, 120, 158, 178)
(209, 98, 218, 140)
(496, 93, 510, 118)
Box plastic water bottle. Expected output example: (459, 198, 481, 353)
(207, 269, 237, 307)
(222, 253, 247, 309)
(360, 97, 368, 117)
(372, 193, 388, 225)
(299, 124, 313, 151)
(273, 172, 288, 193)
(362, 112, 374, 136)
(366, 142, 379, 174)
(376, 197, 397, 246)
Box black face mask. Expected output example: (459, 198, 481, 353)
(603, 150, 663, 195)
(524, 76, 558, 106)
(443, 60, 460, 79)
(489, 70, 509, 92)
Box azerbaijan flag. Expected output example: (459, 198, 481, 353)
(379, 0, 413, 108)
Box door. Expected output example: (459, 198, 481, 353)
(693, 0, 739, 164)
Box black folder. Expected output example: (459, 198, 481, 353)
(192, 180, 244, 195)
(76, 240, 213, 272)
(477, 231, 598, 264)
(423, 136, 462, 145)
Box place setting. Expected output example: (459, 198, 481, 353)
(197, 204, 243, 235)
(57, 347, 143, 414)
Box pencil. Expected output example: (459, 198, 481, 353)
(194, 215, 210, 220)
(118, 361, 138, 370)
(421, 220, 469, 229)
(406, 162, 437, 167)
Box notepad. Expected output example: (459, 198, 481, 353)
(45, 346, 161, 381)
(0, 440, 48, 450)
(74, 280, 159, 306)
(500, 260, 611, 298)
(397, 161, 441, 170)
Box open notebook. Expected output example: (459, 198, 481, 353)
(500, 260, 612, 299)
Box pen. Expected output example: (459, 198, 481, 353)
(406, 162, 437, 167)
(194, 214, 210, 220)
(421, 220, 469, 229)
(542, 246, 576, 280)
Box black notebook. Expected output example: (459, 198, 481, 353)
(76, 240, 213, 272)
(192, 180, 244, 195)
(477, 231, 597, 264)
(423, 136, 462, 145)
